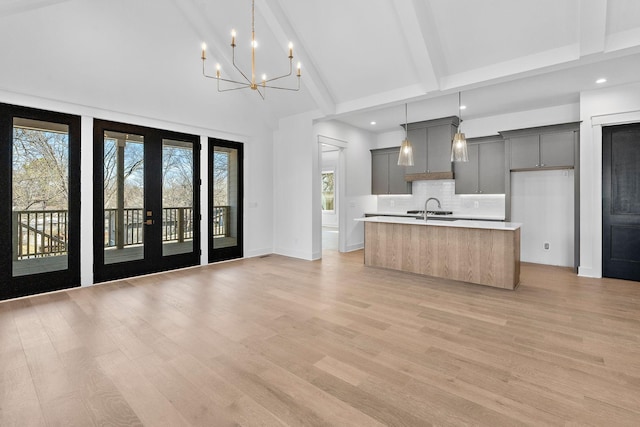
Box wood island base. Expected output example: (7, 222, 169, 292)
(364, 221, 520, 290)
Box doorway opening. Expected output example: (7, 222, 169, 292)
(321, 147, 339, 251)
(317, 135, 347, 255)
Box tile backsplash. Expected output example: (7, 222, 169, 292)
(376, 179, 505, 218)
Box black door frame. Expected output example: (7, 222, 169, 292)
(209, 138, 243, 262)
(93, 119, 201, 283)
(0, 103, 81, 300)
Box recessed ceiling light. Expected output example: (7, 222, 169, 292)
(459, 105, 467, 110)
(596, 78, 607, 84)
(370, 121, 376, 125)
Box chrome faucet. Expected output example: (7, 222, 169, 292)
(424, 197, 442, 221)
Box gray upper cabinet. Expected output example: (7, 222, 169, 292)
(454, 144, 479, 194)
(455, 137, 505, 194)
(405, 128, 427, 175)
(480, 140, 506, 193)
(502, 123, 578, 171)
(510, 135, 540, 169)
(428, 125, 454, 173)
(371, 148, 411, 195)
(403, 116, 459, 179)
(371, 151, 390, 195)
(540, 131, 575, 168)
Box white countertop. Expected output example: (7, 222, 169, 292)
(356, 216, 521, 231)
(365, 211, 506, 221)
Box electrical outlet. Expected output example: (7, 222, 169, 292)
(390, 200, 395, 207)
(544, 242, 550, 250)
(474, 201, 479, 208)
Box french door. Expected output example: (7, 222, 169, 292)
(0, 103, 81, 300)
(93, 120, 200, 283)
(209, 138, 243, 262)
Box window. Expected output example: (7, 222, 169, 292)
(321, 171, 335, 212)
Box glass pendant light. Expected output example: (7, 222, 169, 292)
(398, 103, 414, 166)
(451, 92, 469, 162)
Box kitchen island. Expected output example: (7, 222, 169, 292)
(356, 216, 521, 290)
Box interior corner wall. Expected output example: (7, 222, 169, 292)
(314, 120, 377, 252)
(273, 111, 316, 260)
(579, 82, 640, 278)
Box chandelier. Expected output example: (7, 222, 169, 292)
(200, 0, 301, 99)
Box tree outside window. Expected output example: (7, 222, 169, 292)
(321, 171, 335, 212)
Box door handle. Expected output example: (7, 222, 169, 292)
(145, 219, 154, 225)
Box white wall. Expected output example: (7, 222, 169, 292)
(1, 89, 275, 285)
(579, 82, 640, 277)
(243, 127, 276, 258)
(273, 111, 317, 259)
(321, 150, 339, 227)
(511, 170, 574, 266)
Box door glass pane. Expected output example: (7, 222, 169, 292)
(162, 139, 194, 256)
(103, 131, 144, 264)
(213, 147, 238, 249)
(12, 118, 69, 276)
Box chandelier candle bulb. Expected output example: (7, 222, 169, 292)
(201, 43, 206, 60)
(297, 62, 301, 77)
(201, 0, 301, 99)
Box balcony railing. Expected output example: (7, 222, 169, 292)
(12, 210, 68, 260)
(13, 206, 230, 260)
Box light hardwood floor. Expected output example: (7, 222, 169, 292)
(1, 250, 640, 426)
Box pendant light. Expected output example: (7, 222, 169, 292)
(451, 92, 469, 162)
(398, 103, 414, 166)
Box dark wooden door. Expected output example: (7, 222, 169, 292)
(603, 123, 640, 281)
(93, 120, 201, 283)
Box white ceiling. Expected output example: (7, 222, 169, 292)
(0, 0, 639, 134)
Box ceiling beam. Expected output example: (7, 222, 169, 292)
(391, 0, 440, 93)
(0, 0, 72, 17)
(333, 83, 427, 116)
(440, 44, 580, 91)
(580, 0, 608, 56)
(259, 0, 336, 116)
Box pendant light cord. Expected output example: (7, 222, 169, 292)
(405, 103, 408, 138)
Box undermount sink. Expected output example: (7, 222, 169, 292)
(416, 217, 458, 222)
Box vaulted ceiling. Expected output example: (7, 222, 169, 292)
(1, 0, 639, 134)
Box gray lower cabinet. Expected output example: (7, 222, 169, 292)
(506, 126, 577, 170)
(371, 148, 411, 195)
(455, 137, 505, 194)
